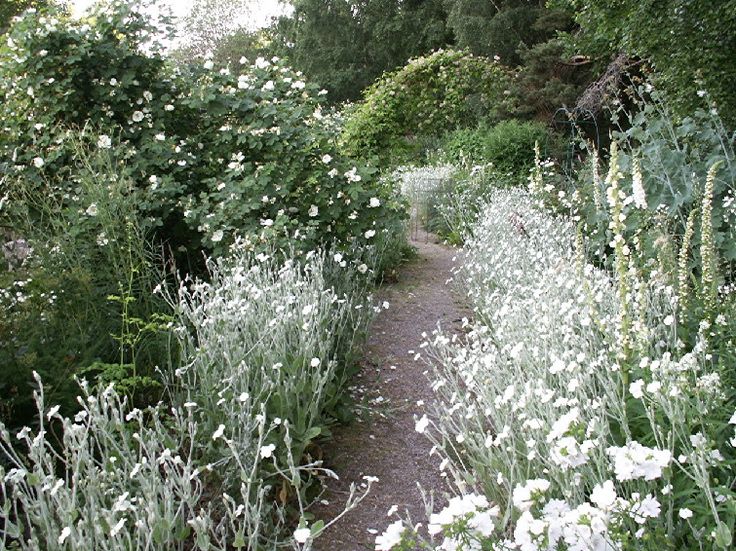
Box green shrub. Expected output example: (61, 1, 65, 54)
(440, 120, 554, 176)
(482, 120, 553, 174)
(340, 49, 511, 165)
(437, 127, 490, 166)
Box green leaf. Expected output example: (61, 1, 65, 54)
(310, 520, 325, 535)
(715, 522, 732, 549)
(233, 531, 246, 548)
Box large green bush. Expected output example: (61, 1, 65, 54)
(0, 1, 405, 260)
(340, 49, 510, 164)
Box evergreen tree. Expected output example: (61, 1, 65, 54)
(271, 0, 452, 103)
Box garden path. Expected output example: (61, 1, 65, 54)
(314, 232, 468, 550)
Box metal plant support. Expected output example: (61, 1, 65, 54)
(553, 107, 601, 176)
(407, 176, 450, 242)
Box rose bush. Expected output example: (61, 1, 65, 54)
(0, 1, 406, 262)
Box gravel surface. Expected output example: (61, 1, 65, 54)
(313, 233, 468, 550)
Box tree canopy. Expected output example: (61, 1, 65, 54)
(269, 0, 452, 103)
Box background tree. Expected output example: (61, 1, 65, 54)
(173, 0, 261, 60)
(443, 0, 567, 66)
(551, 0, 736, 129)
(270, 0, 452, 103)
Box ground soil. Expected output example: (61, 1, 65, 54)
(313, 233, 468, 550)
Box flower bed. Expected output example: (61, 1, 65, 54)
(379, 175, 735, 549)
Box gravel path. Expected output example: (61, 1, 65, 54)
(313, 233, 468, 550)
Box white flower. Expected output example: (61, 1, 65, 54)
(470, 509, 497, 536)
(155, 133, 166, 141)
(203, 60, 214, 70)
(364, 229, 376, 239)
(97, 134, 112, 149)
(321, 154, 332, 164)
(110, 517, 126, 537)
(369, 197, 381, 208)
(679, 508, 693, 519)
(333, 252, 343, 263)
(308, 204, 319, 217)
(375, 520, 405, 550)
(590, 480, 617, 510)
(255, 56, 269, 68)
(631, 494, 660, 523)
(550, 436, 589, 470)
(262, 80, 275, 91)
(132, 111, 144, 122)
(261, 218, 274, 227)
(631, 158, 647, 209)
(212, 424, 226, 440)
(357, 263, 368, 274)
(86, 203, 99, 217)
(58, 527, 71, 544)
(512, 479, 551, 511)
(546, 407, 579, 442)
(607, 442, 671, 481)
(164, 104, 175, 111)
(415, 415, 429, 434)
(629, 379, 645, 399)
(293, 527, 311, 543)
(344, 167, 362, 182)
(239, 56, 248, 64)
(211, 230, 224, 243)
(143, 90, 153, 102)
(310, 357, 321, 367)
(46, 405, 60, 420)
(33, 157, 44, 168)
(260, 444, 276, 458)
